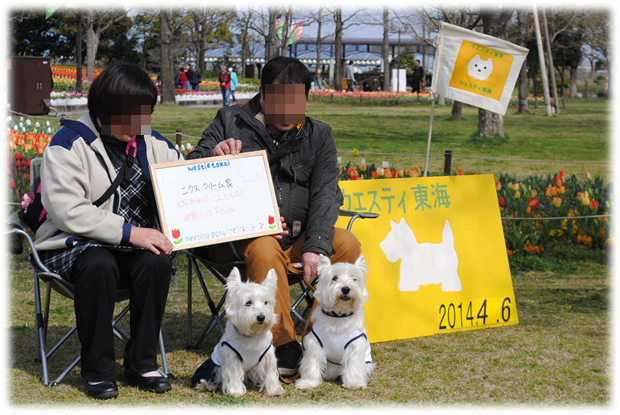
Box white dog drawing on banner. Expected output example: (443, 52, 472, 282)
(380, 218, 462, 292)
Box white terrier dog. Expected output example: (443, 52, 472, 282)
(191, 267, 285, 398)
(295, 254, 375, 390)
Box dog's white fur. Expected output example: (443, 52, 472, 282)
(295, 254, 375, 390)
(201, 267, 285, 398)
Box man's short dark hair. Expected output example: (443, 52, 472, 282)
(88, 62, 158, 121)
(416, 60, 421, 64)
(261, 56, 312, 97)
(349, 60, 354, 65)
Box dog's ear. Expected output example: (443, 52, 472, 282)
(317, 254, 331, 276)
(355, 254, 369, 277)
(262, 268, 278, 296)
(226, 267, 242, 295)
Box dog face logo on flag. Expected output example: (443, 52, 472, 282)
(448, 40, 515, 102)
(432, 23, 528, 115)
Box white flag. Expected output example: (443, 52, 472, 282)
(431, 23, 529, 115)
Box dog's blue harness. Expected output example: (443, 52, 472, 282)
(191, 331, 272, 386)
(310, 322, 373, 366)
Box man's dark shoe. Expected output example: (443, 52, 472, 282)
(86, 380, 119, 400)
(125, 369, 172, 393)
(275, 341, 302, 377)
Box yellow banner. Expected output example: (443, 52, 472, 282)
(337, 174, 518, 343)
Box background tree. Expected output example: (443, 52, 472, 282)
(307, 6, 333, 80)
(478, 8, 514, 138)
(83, 7, 127, 80)
(397, 6, 480, 118)
(160, 7, 176, 105)
(96, 15, 140, 66)
(552, 28, 584, 101)
(184, 8, 235, 74)
(581, 9, 610, 99)
(331, 7, 362, 91)
(132, 9, 161, 72)
(11, 10, 60, 57)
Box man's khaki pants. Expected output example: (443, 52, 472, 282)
(201, 228, 361, 347)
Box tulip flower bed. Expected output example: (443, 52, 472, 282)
(496, 171, 611, 253)
(52, 65, 99, 92)
(309, 89, 432, 106)
(6, 117, 55, 205)
(338, 160, 611, 254)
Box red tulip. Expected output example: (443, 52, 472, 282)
(553, 175, 563, 187)
(171, 229, 181, 239)
(268, 215, 275, 225)
(499, 196, 506, 207)
(590, 200, 599, 210)
(495, 181, 502, 191)
(10, 178, 15, 189)
(458, 170, 464, 175)
(528, 199, 540, 208)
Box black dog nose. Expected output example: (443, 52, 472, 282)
(257, 315, 265, 323)
(341, 287, 350, 295)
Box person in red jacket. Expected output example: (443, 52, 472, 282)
(219, 65, 231, 106)
(177, 66, 189, 90)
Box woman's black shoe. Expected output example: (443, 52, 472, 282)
(86, 380, 119, 400)
(125, 369, 172, 393)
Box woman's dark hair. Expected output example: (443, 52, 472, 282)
(88, 62, 158, 122)
(261, 56, 312, 98)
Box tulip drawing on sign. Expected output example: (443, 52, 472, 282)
(172, 229, 183, 245)
(268, 216, 276, 229)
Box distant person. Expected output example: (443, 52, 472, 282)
(346, 60, 356, 92)
(177, 66, 189, 90)
(378, 72, 384, 91)
(184, 63, 192, 90)
(219, 65, 231, 106)
(190, 65, 202, 92)
(228, 67, 238, 104)
(412, 60, 425, 97)
(314, 68, 324, 90)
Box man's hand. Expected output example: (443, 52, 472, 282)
(301, 251, 320, 283)
(213, 138, 242, 156)
(129, 227, 173, 256)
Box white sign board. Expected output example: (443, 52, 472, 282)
(391, 68, 407, 92)
(150, 150, 283, 251)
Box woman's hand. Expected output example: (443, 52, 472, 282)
(129, 227, 173, 256)
(212, 138, 242, 156)
(271, 216, 289, 240)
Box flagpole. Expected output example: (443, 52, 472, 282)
(423, 91, 435, 177)
(533, 4, 553, 117)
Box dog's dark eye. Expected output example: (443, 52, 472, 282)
(332, 276, 338, 281)
(264, 301, 268, 305)
(245, 301, 252, 306)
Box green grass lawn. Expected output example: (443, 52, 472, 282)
(7, 98, 611, 406)
(7, 243, 610, 406)
(57, 97, 611, 180)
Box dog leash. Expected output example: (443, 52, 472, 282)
(278, 276, 318, 385)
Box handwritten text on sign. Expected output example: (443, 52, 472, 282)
(150, 151, 282, 251)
